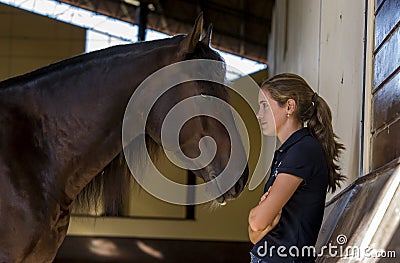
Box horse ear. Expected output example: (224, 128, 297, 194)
(201, 24, 213, 46)
(179, 13, 203, 55)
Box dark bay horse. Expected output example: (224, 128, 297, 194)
(0, 15, 249, 262)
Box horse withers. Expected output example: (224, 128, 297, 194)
(0, 14, 249, 262)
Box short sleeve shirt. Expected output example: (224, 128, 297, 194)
(251, 128, 329, 263)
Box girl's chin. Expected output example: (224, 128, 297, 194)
(262, 130, 276, 137)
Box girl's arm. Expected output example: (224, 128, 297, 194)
(248, 173, 303, 239)
(248, 210, 281, 244)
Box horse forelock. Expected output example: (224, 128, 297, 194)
(187, 42, 229, 101)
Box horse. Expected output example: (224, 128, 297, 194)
(0, 14, 249, 263)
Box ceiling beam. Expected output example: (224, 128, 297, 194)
(56, 0, 271, 63)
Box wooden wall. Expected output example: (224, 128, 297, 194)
(0, 3, 85, 81)
(370, 0, 400, 170)
(55, 236, 252, 263)
(267, 0, 366, 193)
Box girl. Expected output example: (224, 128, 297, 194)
(248, 73, 345, 263)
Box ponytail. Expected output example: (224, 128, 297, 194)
(307, 95, 345, 193)
(261, 73, 345, 193)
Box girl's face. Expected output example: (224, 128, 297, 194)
(257, 89, 288, 136)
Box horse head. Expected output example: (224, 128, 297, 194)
(143, 14, 249, 204)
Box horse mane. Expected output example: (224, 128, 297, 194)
(73, 40, 225, 216)
(74, 134, 160, 216)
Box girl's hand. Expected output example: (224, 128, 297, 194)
(248, 209, 282, 244)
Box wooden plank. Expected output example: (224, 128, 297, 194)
(374, 26, 400, 89)
(317, 158, 400, 261)
(316, 164, 400, 258)
(372, 72, 400, 131)
(371, 119, 400, 170)
(375, 0, 400, 49)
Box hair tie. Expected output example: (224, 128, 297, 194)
(311, 92, 318, 105)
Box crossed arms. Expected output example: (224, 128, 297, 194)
(248, 173, 303, 244)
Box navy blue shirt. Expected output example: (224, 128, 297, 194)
(251, 128, 329, 263)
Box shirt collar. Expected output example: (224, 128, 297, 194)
(277, 127, 311, 153)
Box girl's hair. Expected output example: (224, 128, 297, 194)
(261, 73, 345, 192)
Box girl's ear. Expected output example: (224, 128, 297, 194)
(287, 99, 296, 114)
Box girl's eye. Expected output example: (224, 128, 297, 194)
(262, 103, 268, 110)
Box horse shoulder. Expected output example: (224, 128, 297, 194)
(0, 154, 67, 263)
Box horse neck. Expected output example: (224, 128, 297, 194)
(3, 40, 182, 204)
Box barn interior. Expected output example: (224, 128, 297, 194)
(1, 0, 399, 262)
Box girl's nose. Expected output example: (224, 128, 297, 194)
(256, 109, 263, 119)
